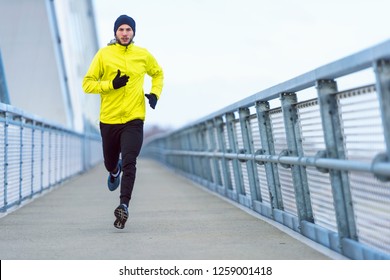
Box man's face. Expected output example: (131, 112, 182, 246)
(115, 24, 134, 46)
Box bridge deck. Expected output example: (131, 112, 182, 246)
(0, 159, 345, 260)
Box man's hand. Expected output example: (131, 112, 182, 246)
(145, 93, 158, 109)
(112, 70, 129, 89)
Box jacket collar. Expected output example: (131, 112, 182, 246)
(114, 42, 134, 52)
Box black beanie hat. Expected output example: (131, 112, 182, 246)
(114, 15, 136, 35)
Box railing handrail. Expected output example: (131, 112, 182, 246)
(0, 102, 74, 133)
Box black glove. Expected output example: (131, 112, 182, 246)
(112, 69, 129, 89)
(145, 93, 158, 109)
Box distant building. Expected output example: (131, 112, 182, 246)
(0, 0, 100, 132)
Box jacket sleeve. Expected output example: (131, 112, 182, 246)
(146, 53, 164, 98)
(82, 50, 114, 94)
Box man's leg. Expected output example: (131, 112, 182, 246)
(113, 119, 143, 229)
(100, 122, 121, 172)
(119, 119, 144, 206)
(100, 122, 122, 191)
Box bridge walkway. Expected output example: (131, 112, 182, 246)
(0, 159, 345, 260)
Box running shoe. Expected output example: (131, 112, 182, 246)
(107, 159, 122, 191)
(114, 204, 128, 229)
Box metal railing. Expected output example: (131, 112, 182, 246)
(0, 103, 102, 214)
(142, 39, 390, 260)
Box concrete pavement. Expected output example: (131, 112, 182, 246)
(0, 158, 345, 260)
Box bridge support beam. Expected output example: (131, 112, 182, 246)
(316, 79, 358, 253)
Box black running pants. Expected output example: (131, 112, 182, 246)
(100, 119, 144, 206)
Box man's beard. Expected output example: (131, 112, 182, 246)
(116, 36, 132, 46)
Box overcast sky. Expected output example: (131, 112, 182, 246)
(92, 0, 390, 129)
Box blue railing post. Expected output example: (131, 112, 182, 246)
(238, 107, 261, 206)
(3, 111, 9, 211)
(18, 116, 23, 205)
(373, 60, 390, 181)
(199, 124, 213, 185)
(206, 120, 222, 190)
(39, 125, 44, 193)
(280, 92, 313, 224)
(214, 116, 233, 196)
(194, 124, 206, 182)
(184, 130, 194, 175)
(316, 79, 358, 252)
(255, 101, 283, 213)
(177, 132, 184, 173)
(225, 112, 244, 201)
(30, 120, 35, 198)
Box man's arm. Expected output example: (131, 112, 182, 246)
(82, 51, 114, 94)
(146, 53, 164, 99)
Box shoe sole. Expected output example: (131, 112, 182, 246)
(114, 207, 128, 229)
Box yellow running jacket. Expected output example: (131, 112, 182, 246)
(82, 42, 164, 124)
